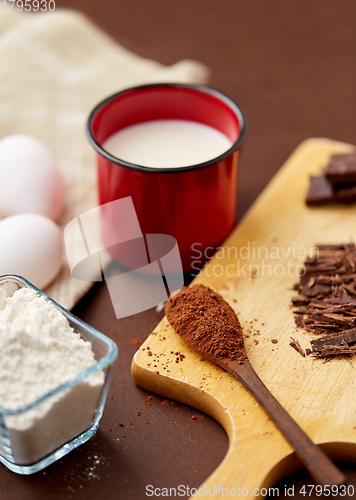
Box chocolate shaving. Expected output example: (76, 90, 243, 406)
(289, 337, 305, 357)
(292, 244, 356, 359)
(295, 316, 305, 328)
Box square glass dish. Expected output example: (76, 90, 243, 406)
(0, 275, 118, 475)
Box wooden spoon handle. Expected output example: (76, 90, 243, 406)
(229, 359, 346, 487)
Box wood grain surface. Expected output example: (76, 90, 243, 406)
(132, 138, 356, 498)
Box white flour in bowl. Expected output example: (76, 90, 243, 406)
(0, 287, 104, 465)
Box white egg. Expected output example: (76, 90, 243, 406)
(0, 214, 63, 290)
(0, 135, 64, 221)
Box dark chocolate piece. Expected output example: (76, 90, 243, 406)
(311, 327, 356, 352)
(306, 175, 356, 206)
(301, 282, 331, 297)
(306, 176, 333, 205)
(311, 327, 356, 358)
(333, 185, 356, 204)
(316, 243, 355, 251)
(291, 296, 310, 307)
(328, 290, 356, 305)
(313, 345, 356, 358)
(295, 316, 305, 328)
(324, 154, 356, 187)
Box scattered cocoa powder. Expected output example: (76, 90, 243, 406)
(146, 395, 154, 406)
(165, 284, 246, 364)
(127, 338, 143, 346)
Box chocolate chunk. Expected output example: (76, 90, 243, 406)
(292, 296, 310, 306)
(311, 327, 356, 352)
(301, 282, 331, 297)
(332, 185, 356, 204)
(328, 292, 356, 305)
(324, 154, 356, 187)
(295, 316, 305, 328)
(306, 176, 333, 205)
(316, 243, 355, 251)
(311, 327, 356, 358)
(306, 175, 356, 206)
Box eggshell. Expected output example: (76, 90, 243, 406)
(0, 214, 63, 290)
(0, 135, 64, 221)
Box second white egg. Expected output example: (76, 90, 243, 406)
(0, 214, 63, 290)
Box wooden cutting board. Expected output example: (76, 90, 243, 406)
(131, 138, 356, 496)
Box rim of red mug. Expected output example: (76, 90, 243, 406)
(86, 82, 247, 174)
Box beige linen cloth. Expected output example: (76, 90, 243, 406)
(0, 10, 209, 309)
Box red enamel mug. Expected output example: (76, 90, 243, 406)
(87, 83, 247, 273)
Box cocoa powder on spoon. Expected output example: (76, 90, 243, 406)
(165, 284, 247, 364)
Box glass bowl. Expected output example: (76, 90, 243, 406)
(0, 274, 118, 475)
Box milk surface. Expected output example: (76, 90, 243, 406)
(103, 119, 233, 168)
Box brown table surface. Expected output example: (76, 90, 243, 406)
(1, 1, 356, 499)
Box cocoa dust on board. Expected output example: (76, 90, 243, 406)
(165, 284, 246, 364)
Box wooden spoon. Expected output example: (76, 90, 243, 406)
(165, 284, 346, 487)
